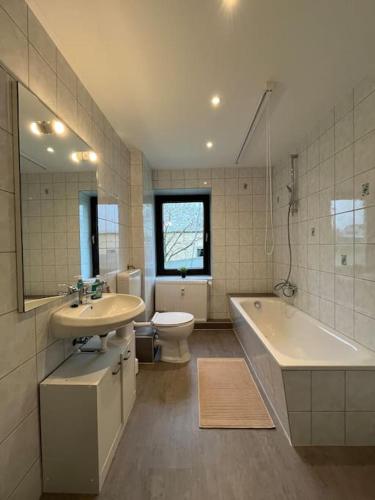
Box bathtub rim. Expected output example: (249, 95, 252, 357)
(229, 295, 375, 370)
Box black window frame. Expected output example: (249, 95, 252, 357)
(155, 194, 211, 276)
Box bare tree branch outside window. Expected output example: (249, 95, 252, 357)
(162, 202, 204, 269)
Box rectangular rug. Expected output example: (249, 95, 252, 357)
(197, 358, 275, 429)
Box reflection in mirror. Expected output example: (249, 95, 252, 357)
(17, 84, 99, 312)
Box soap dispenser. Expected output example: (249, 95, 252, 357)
(75, 275, 84, 290)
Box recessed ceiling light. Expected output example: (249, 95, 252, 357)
(211, 95, 221, 107)
(222, 0, 239, 10)
(46, 147, 54, 153)
(206, 141, 213, 149)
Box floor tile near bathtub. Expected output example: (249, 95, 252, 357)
(42, 330, 375, 500)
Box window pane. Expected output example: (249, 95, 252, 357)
(162, 202, 204, 270)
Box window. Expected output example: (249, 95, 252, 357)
(79, 192, 99, 279)
(155, 194, 210, 275)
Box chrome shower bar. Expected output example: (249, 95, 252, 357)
(235, 86, 273, 165)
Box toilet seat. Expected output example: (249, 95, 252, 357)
(152, 312, 194, 327)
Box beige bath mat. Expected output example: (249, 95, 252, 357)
(197, 358, 275, 429)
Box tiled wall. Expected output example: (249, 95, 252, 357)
(0, 2, 133, 498)
(152, 167, 272, 319)
(273, 76, 375, 352)
(21, 171, 96, 295)
(130, 150, 155, 320)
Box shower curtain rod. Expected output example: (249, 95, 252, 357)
(235, 87, 272, 165)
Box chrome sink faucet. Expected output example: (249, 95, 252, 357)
(81, 285, 92, 305)
(58, 283, 78, 296)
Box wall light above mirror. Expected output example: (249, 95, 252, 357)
(14, 83, 100, 312)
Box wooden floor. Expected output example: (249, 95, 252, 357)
(43, 330, 375, 500)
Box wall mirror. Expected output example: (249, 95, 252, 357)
(15, 83, 99, 312)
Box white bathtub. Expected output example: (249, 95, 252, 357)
(230, 296, 375, 446)
(231, 296, 375, 368)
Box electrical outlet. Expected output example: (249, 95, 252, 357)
(361, 182, 370, 197)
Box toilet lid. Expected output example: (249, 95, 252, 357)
(152, 312, 194, 327)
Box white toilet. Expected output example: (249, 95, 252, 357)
(117, 270, 196, 363)
(151, 311, 194, 363)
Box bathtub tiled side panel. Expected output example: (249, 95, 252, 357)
(284, 368, 375, 445)
(345, 370, 375, 445)
(230, 301, 290, 438)
(284, 369, 347, 446)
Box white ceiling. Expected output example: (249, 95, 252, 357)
(28, 0, 375, 169)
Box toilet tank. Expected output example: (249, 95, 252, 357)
(155, 279, 208, 322)
(117, 269, 142, 297)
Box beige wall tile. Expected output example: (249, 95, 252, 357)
(28, 44, 56, 111)
(57, 50, 77, 96)
(0, 358, 38, 442)
(354, 89, 375, 140)
(354, 312, 375, 350)
(0, 0, 27, 34)
(0, 409, 40, 499)
(354, 128, 375, 175)
(28, 8, 56, 70)
(0, 189, 15, 251)
(57, 78, 77, 130)
(0, 64, 12, 133)
(354, 277, 375, 318)
(0, 310, 35, 379)
(8, 458, 41, 500)
(0, 6, 28, 83)
(0, 253, 17, 314)
(36, 340, 65, 382)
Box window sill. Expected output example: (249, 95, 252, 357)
(156, 275, 212, 281)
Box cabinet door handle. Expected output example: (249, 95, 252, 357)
(112, 363, 121, 375)
(122, 349, 131, 361)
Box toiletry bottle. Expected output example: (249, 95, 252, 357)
(75, 275, 84, 291)
(92, 275, 103, 299)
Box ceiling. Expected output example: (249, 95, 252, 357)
(27, 0, 375, 169)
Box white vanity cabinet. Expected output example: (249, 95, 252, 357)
(40, 332, 136, 495)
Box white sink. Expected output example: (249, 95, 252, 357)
(50, 293, 145, 339)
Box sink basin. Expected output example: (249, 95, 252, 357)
(50, 293, 145, 339)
